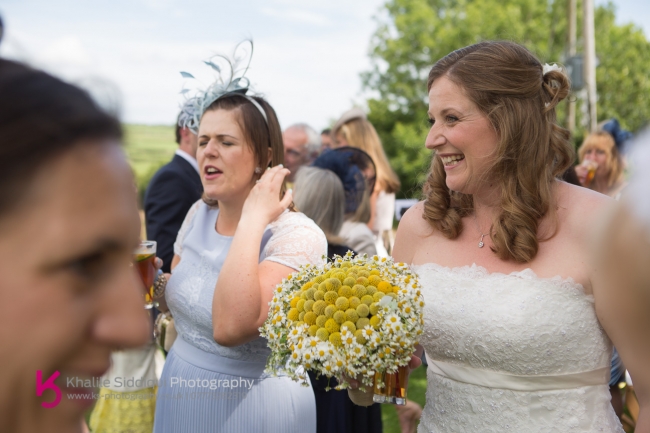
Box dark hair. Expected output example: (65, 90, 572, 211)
(175, 123, 181, 145)
(0, 58, 122, 217)
(200, 94, 290, 207)
(423, 41, 573, 263)
(321, 128, 331, 135)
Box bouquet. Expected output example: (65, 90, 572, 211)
(260, 252, 424, 405)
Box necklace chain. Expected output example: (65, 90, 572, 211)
(473, 214, 490, 249)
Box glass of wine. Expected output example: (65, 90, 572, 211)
(134, 240, 158, 309)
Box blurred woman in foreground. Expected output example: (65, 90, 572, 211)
(0, 58, 151, 432)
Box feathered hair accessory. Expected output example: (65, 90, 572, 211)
(178, 40, 266, 133)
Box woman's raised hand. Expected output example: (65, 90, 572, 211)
(241, 165, 293, 227)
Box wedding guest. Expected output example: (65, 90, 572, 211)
(595, 129, 650, 432)
(393, 41, 648, 431)
(153, 58, 327, 432)
(332, 108, 400, 256)
(321, 128, 333, 151)
(575, 119, 631, 199)
(144, 100, 203, 274)
(283, 123, 321, 183)
(313, 147, 378, 257)
(0, 58, 150, 432)
(293, 165, 383, 433)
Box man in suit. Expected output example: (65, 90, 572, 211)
(144, 102, 203, 273)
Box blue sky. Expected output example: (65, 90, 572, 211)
(0, 0, 647, 129)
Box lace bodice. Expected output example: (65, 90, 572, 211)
(415, 263, 623, 433)
(166, 201, 327, 363)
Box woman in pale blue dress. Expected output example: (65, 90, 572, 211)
(153, 80, 327, 432)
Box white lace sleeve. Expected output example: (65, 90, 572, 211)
(262, 212, 328, 270)
(173, 200, 202, 256)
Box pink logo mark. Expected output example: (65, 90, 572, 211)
(36, 370, 61, 408)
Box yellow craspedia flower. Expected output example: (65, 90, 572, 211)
(356, 304, 370, 318)
(299, 311, 306, 322)
(287, 308, 300, 322)
(370, 315, 381, 329)
(301, 282, 313, 291)
(340, 262, 351, 268)
(305, 288, 316, 300)
(354, 329, 366, 344)
(343, 277, 356, 287)
(356, 276, 369, 287)
(316, 315, 327, 328)
(300, 291, 309, 301)
(377, 281, 392, 293)
(356, 317, 370, 330)
(370, 269, 381, 276)
(333, 272, 346, 282)
(312, 300, 327, 316)
(329, 332, 342, 347)
(312, 275, 325, 284)
(349, 296, 361, 309)
(328, 278, 342, 290)
(338, 285, 352, 298)
(366, 286, 377, 296)
(368, 275, 382, 286)
(369, 302, 380, 316)
(335, 297, 350, 310)
(345, 308, 359, 323)
(393, 286, 400, 294)
(297, 299, 306, 312)
(325, 318, 340, 333)
(308, 324, 319, 337)
(358, 270, 370, 278)
(314, 290, 325, 301)
(304, 300, 315, 313)
(353, 285, 367, 298)
(373, 292, 385, 302)
(324, 291, 338, 304)
(296, 321, 304, 327)
(290, 297, 301, 308)
(316, 328, 330, 341)
(360, 295, 373, 306)
(385, 292, 397, 299)
(333, 310, 346, 325)
(324, 305, 337, 318)
(341, 321, 356, 333)
(304, 312, 317, 326)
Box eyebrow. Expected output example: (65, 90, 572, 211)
(198, 133, 239, 140)
(42, 238, 127, 271)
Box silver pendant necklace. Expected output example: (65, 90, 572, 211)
(473, 214, 490, 248)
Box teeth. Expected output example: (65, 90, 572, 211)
(441, 155, 464, 165)
(206, 167, 217, 173)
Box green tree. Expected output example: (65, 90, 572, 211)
(363, 0, 650, 198)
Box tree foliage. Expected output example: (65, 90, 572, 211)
(363, 0, 650, 198)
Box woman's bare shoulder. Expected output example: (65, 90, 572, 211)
(556, 181, 614, 238)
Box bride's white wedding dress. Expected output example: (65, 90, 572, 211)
(414, 263, 624, 432)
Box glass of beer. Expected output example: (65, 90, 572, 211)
(134, 241, 158, 309)
(582, 160, 598, 187)
(372, 365, 409, 405)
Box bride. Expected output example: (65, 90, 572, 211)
(392, 41, 649, 432)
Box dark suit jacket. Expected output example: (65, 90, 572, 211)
(144, 154, 203, 273)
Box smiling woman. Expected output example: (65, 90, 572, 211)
(0, 58, 151, 432)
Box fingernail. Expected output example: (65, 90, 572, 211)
(278, 164, 284, 168)
(287, 188, 293, 195)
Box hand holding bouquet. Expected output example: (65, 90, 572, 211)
(260, 252, 424, 405)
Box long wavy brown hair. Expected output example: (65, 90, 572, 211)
(423, 41, 573, 263)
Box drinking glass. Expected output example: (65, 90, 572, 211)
(134, 241, 158, 309)
(372, 365, 409, 405)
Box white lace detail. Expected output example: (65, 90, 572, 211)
(414, 262, 623, 433)
(173, 199, 201, 256)
(262, 211, 328, 270)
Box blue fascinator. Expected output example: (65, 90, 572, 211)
(312, 147, 376, 215)
(602, 118, 633, 150)
(178, 40, 266, 133)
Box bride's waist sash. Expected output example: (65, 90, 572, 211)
(429, 359, 610, 391)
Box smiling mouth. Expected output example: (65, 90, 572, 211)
(440, 155, 465, 166)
